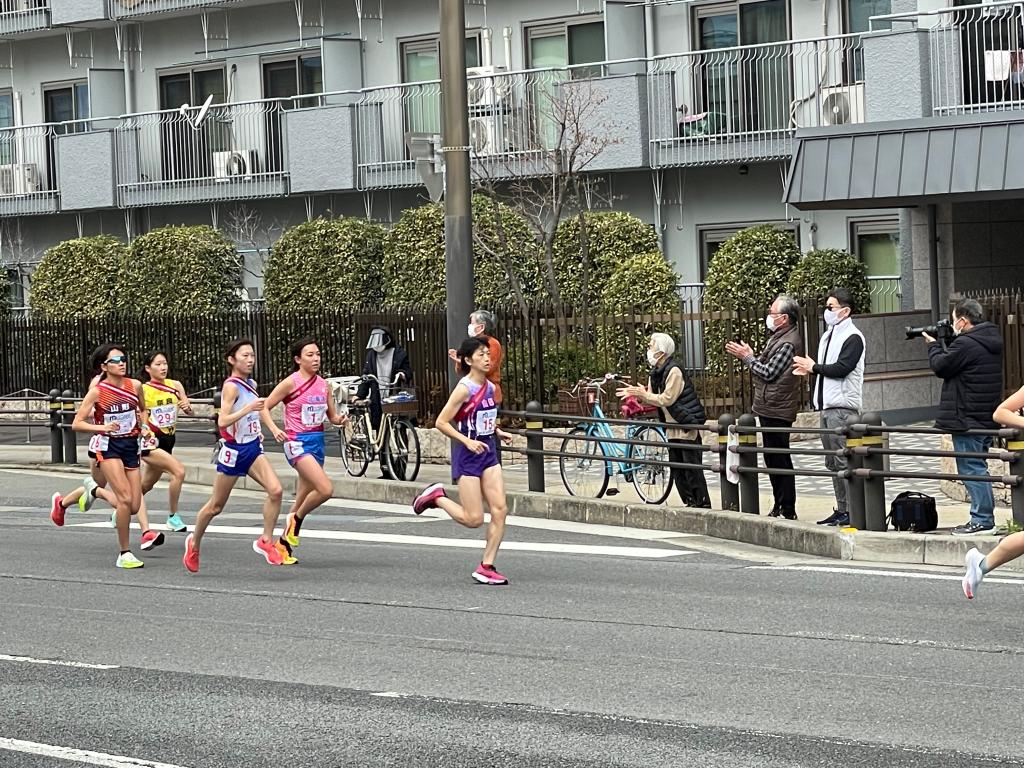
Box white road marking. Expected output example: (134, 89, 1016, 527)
(749, 564, 1024, 585)
(0, 654, 117, 669)
(68, 521, 691, 558)
(0, 738, 188, 768)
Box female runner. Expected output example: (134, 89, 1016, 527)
(412, 336, 512, 585)
(264, 338, 348, 562)
(183, 338, 284, 573)
(139, 351, 191, 533)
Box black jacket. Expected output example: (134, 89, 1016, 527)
(357, 346, 413, 427)
(650, 357, 706, 426)
(929, 322, 1003, 431)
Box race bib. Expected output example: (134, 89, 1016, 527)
(301, 403, 327, 427)
(88, 434, 109, 453)
(218, 443, 238, 468)
(284, 440, 305, 461)
(475, 407, 497, 437)
(104, 411, 136, 436)
(140, 434, 159, 452)
(151, 404, 177, 430)
(237, 413, 261, 443)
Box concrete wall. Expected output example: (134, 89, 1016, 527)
(56, 130, 117, 211)
(863, 28, 932, 122)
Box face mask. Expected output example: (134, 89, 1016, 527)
(371, 344, 386, 353)
(953, 318, 963, 336)
(824, 309, 842, 327)
(765, 315, 776, 332)
(467, 324, 480, 337)
(646, 349, 659, 367)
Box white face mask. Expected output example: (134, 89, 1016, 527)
(647, 349, 660, 367)
(824, 309, 842, 327)
(467, 324, 481, 338)
(765, 315, 776, 332)
(371, 344, 386, 353)
(952, 318, 963, 336)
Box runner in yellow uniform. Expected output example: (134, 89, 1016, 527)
(140, 351, 191, 533)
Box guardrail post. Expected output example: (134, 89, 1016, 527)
(1008, 428, 1024, 526)
(861, 411, 887, 531)
(48, 388, 62, 464)
(718, 413, 738, 511)
(844, 414, 866, 530)
(525, 400, 545, 493)
(61, 390, 77, 465)
(737, 413, 760, 515)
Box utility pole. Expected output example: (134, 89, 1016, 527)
(440, 0, 473, 391)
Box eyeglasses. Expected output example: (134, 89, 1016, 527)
(105, 356, 127, 364)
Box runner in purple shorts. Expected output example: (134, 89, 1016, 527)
(412, 336, 513, 585)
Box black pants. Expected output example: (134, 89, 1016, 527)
(758, 416, 795, 511)
(668, 438, 711, 508)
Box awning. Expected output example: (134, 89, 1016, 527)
(784, 111, 1024, 210)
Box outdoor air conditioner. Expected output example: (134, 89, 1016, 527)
(468, 115, 511, 156)
(0, 163, 39, 195)
(466, 66, 511, 111)
(820, 83, 865, 126)
(213, 150, 258, 181)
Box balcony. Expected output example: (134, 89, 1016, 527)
(0, 0, 49, 34)
(113, 97, 289, 208)
(0, 124, 59, 216)
(107, 0, 243, 19)
(647, 34, 865, 168)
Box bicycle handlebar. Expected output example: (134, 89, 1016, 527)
(360, 373, 406, 387)
(570, 373, 631, 394)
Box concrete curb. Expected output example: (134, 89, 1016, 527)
(10, 460, 1018, 572)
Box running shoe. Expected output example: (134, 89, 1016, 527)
(79, 477, 98, 512)
(472, 563, 509, 586)
(115, 552, 144, 570)
(274, 541, 297, 566)
(253, 537, 284, 566)
(413, 483, 446, 515)
(183, 533, 200, 574)
(166, 514, 187, 533)
(963, 547, 986, 599)
(282, 512, 301, 548)
(50, 492, 65, 527)
(140, 530, 165, 551)
(109, 509, 117, 528)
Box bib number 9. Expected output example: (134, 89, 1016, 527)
(218, 444, 238, 468)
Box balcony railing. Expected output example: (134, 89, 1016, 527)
(107, 0, 243, 19)
(867, 275, 903, 314)
(0, 123, 60, 216)
(0, 0, 49, 34)
(648, 34, 865, 168)
(113, 97, 289, 208)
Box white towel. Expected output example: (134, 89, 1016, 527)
(985, 50, 1012, 81)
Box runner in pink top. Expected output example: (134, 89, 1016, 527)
(265, 337, 349, 561)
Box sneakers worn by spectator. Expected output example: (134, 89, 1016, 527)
(79, 477, 98, 512)
(952, 522, 997, 536)
(252, 536, 284, 565)
(962, 548, 986, 599)
(140, 530, 165, 551)
(115, 552, 144, 570)
(472, 563, 509, 586)
(50, 492, 65, 527)
(413, 483, 446, 515)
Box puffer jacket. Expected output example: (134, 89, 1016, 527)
(929, 321, 1003, 431)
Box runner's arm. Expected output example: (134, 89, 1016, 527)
(72, 389, 110, 434)
(133, 379, 151, 434)
(261, 378, 293, 441)
(217, 382, 252, 429)
(174, 381, 193, 415)
(435, 383, 474, 448)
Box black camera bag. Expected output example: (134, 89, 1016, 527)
(887, 491, 938, 532)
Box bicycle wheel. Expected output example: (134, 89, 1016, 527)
(387, 418, 421, 482)
(629, 425, 673, 505)
(340, 416, 372, 478)
(559, 426, 610, 499)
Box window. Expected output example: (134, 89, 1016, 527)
(158, 67, 225, 111)
(526, 19, 605, 76)
(263, 55, 323, 107)
(851, 218, 901, 313)
(0, 91, 13, 166)
(44, 82, 89, 134)
(157, 68, 227, 182)
(843, 0, 891, 34)
(400, 34, 481, 82)
(699, 223, 798, 280)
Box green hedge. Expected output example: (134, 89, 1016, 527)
(786, 248, 871, 315)
(263, 217, 387, 310)
(30, 236, 126, 319)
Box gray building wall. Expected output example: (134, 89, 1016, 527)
(56, 131, 117, 211)
(863, 29, 933, 122)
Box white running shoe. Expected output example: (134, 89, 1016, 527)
(963, 547, 986, 600)
(79, 476, 98, 512)
(115, 552, 144, 570)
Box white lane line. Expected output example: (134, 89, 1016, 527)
(749, 564, 1024, 585)
(0, 654, 117, 669)
(68, 522, 691, 558)
(0, 738, 188, 768)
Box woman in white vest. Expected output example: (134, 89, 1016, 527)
(793, 287, 865, 527)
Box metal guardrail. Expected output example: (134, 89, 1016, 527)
(866, 275, 902, 314)
(0, 0, 48, 35)
(107, 0, 244, 20)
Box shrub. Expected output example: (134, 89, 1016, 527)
(552, 211, 659, 308)
(118, 226, 241, 314)
(702, 225, 801, 374)
(786, 248, 871, 315)
(29, 236, 126, 319)
(381, 195, 542, 307)
(263, 217, 387, 310)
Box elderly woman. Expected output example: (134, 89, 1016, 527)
(618, 333, 710, 508)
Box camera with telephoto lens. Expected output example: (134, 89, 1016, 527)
(905, 318, 954, 342)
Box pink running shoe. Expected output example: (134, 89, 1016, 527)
(253, 536, 284, 566)
(50, 492, 65, 527)
(413, 483, 446, 515)
(183, 533, 200, 574)
(472, 563, 509, 586)
(140, 530, 165, 551)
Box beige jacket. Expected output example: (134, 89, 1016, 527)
(639, 367, 698, 441)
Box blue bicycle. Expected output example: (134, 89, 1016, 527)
(558, 374, 673, 504)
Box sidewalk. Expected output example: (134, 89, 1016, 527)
(2, 443, 1017, 572)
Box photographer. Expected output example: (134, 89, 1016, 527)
(924, 298, 1003, 536)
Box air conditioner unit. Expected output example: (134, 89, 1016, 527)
(0, 163, 39, 195)
(820, 83, 865, 126)
(468, 115, 511, 157)
(213, 150, 259, 181)
(466, 66, 511, 110)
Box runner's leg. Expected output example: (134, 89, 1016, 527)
(191, 473, 238, 550)
(436, 478, 485, 528)
(142, 448, 185, 517)
(247, 455, 284, 544)
(100, 459, 134, 553)
(479, 465, 508, 567)
(289, 456, 333, 521)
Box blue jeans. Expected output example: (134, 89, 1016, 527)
(952, 434, 995, 527)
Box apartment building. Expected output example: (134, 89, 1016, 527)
(0, 0, 984, 311)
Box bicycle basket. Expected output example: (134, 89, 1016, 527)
(380, 387, 418, 414)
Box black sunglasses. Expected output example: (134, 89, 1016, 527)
(105, 355, 127, 364)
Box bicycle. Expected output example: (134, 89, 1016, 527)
(331, 373, 421, 482)
(558, 373, 673, 504)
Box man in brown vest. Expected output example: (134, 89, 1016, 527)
(726, 294, 804, 518)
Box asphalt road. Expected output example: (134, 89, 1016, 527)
(1, 467, 1023, 767)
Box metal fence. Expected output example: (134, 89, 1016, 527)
(0, 122, 60, 215)
(107, 0, 244, 19)
(647, 33, 865, 167)
(0, 0, 48, 35)
(866, 275, 903, 314)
